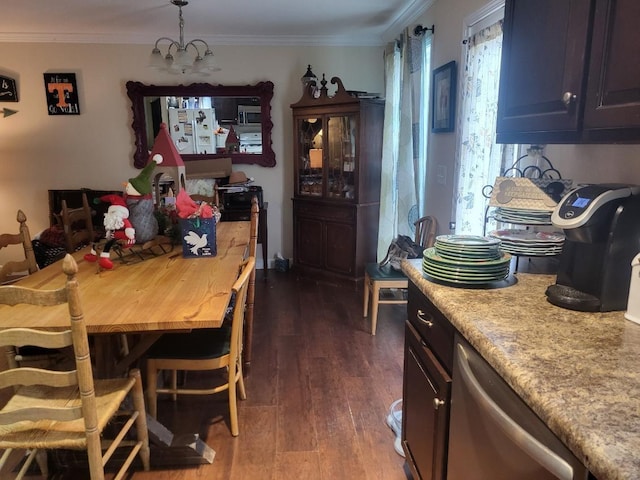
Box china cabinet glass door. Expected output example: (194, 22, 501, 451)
(297, 117, 323, 197)
(296, 114, 357, 200)
(327, 114, 356, 200)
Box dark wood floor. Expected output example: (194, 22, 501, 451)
(25, 269, 411, 480)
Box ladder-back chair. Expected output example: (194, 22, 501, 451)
(0, 210, 38, 285)
(1, 210, 73, 369)
(60, 193, 95, 253)
(0, 254, 150, 479)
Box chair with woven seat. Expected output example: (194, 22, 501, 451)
(146, 256, 255, 437)
(0, 254, 151, 480)
(0, 210, 38, 285)
(364, 216, 438, 335)
(60, 192, 95, 253)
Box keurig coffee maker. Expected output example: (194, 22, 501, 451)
(545, 184, 640, 311)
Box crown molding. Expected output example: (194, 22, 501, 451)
(0, 31, 387, 47)
(383, 0, 437, 42)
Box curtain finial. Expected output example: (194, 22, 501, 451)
(413, 24, 435, 37)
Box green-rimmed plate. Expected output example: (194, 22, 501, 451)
(434, 235, 502, 259)
(435, 234, 501, 248)
(435, 249, 502, 262)
(424, 247, 511, 267)
(423, 257, 509, 274)
(423, 264, 509, 282)
(422, 268, 509, 285)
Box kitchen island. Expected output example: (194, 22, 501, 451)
(402, 258, 640, 480)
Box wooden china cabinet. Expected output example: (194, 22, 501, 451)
(291, 76, 384, 282)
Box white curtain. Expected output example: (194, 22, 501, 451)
(453, 20, 511, 235)
(377, 29, 427, 261)
(377, 41, 401, 261)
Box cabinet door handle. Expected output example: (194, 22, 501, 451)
(562, 91, 576, 110)
(433, 398, 445, 410)
(416, 309, 434, 328)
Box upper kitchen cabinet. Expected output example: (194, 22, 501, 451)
(496, 0, 640, 144)
(583, 0, 640, 141)
(291, 76, 384, 281)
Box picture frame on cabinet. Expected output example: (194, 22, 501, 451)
(432, 61, 456, 133)
(43, 72, 80, 115)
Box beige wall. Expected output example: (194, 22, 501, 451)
(0, 43, 384, 266)
(5, 2, 640, 269)
(415, 0, 640, 235)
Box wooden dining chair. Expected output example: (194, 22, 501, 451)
(146, 256, 255, 437)
(0, 254, 151, 480)
(364, 216, 438, 335)
(0, 210, 69, 370)
(243, 196, 259, 370)
(0, 210, 38, 285)
(60, 192, 95, 253)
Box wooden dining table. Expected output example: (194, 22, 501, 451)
(0, 220, 250, 466)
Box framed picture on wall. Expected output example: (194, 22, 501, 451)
(0, 75, 18, 102)
(43, 72, 80, 115)
(432, 61, 456, 133)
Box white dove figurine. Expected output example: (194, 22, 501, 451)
(183, 231, 209, 255)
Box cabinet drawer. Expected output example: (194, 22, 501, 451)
(408, 282, 455, 373)
(294, 201, 355, 222)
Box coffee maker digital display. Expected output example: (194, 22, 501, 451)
(571, 197, 590, 208)
(546, 184, 640, 312)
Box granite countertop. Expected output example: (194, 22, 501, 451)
(402, 258, 640, 480)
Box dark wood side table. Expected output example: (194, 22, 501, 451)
(221, 202, 268, 278)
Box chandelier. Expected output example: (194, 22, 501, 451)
(149, 0, 220, 75)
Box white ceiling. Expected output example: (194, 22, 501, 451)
(0, 0, 432, 47)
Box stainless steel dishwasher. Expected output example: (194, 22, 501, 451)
(447, 334, 588, 480)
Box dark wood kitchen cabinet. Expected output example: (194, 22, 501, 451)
(496, 0, 640, 144)
(583, 0, 640, 140)
(402, 281, 454, 480)
(291, 77, 384, 281)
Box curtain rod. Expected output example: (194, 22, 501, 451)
(413, 24, 435, 37)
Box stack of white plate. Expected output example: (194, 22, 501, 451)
(422, 235, 511, 285)
(493, 207, 552, 225)
(488, 229, 565, 256)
